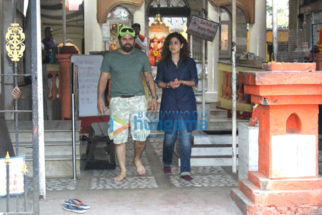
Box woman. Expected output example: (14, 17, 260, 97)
(155, 32, 198, 181)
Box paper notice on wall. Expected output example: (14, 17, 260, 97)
(0, 156, 25, 197)
(71, 55, 103, 117)
(187, 15, 219, 41)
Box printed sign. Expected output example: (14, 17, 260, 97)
(0, 156, 25, 196)
(71, 55, 103, 117)
(187, 15, 219, 41)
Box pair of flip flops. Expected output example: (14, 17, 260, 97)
(63, 198, 90, 214)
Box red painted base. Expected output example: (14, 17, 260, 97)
(231, 171, 322, 215)
(79, 116, 109, 133)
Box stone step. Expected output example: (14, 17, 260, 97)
(7, 120, 81, 142)
(14, 141, 80, 147)
(9, 131, 80, 142)
(14, 143, 81, 158)
(191, 146, 238, 156)
(5, 120, 81, 132)
(24, 154, 81, 161)
(194, 131, 237, 145)
(206, 121, 233, 131)
(230, 188, 253, 215)
(188, 156, 238, 166)
(25, 159, 81, 178)
(5, 120, 82, 178)
(208, 109, 227, 118)
(191, 130, 239, 166)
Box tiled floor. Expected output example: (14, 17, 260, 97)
(46, 178, 78, 191)
(89, 143, 158, 190)
(41, 136, 239, 191)
(34, 136, 322, 191)
(149, 140, 238, 188)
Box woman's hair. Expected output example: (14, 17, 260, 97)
(161, 32, 190, 65)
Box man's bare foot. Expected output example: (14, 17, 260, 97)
(114, 171, 126, 182)
(134, 159, 146, 175)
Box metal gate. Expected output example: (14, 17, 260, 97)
(0, 0, 43, 214)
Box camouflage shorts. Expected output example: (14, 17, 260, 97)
(108, 95, 150, 144)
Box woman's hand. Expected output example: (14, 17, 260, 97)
(178, 79, 196, 87)
(169, 78, 180, 89)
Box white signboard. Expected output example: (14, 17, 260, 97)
(72, 55, 103, 117)
(187, 15, 219, 41)
(0, 156, 25, 196)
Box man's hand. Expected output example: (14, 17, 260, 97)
(97, 72, 109, 115)
(143, 71, 158, 112)
(97, 98, 107, 115)
(150, 98, 157, 112)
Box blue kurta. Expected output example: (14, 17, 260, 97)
(155, 57, 198, 132)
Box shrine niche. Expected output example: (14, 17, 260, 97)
(208, 0, 255, 24)
(147, 0, 190, 66)
(97, 0, 144, 23)
(148, 22, 170, 66)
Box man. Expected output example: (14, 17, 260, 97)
(42, 26, 57, 120)
(132, 23, 148, 53)
(97, 26, 158, 182)
(42, 26, 57, 64)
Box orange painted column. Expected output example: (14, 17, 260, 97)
(231, 62, 322, 214)
(56, 54, 73, 120)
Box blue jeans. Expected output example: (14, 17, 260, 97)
(162, 119, 192, 176)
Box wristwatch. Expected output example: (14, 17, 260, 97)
(166, 83, 170, 88)
(151, 95, 158, 100)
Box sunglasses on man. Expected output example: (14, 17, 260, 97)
(119, 27, 135, 37)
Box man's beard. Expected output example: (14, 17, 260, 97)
(121, 43, 133, 52)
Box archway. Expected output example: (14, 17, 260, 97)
(104, 6, 133, 51)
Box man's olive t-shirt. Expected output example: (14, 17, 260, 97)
(100, 49, 151, 97)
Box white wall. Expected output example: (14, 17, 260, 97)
(84, 0, 104, 54)
(133, 1, 145, 34)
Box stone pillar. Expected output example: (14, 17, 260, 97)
(56, 54, 73, 120)
(133, 1, 147, 53)
(248, 0, 266, 59)
(231, 63, 322, 214)
(133, 1, 145, 32)
(206, 2, 219, 102)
